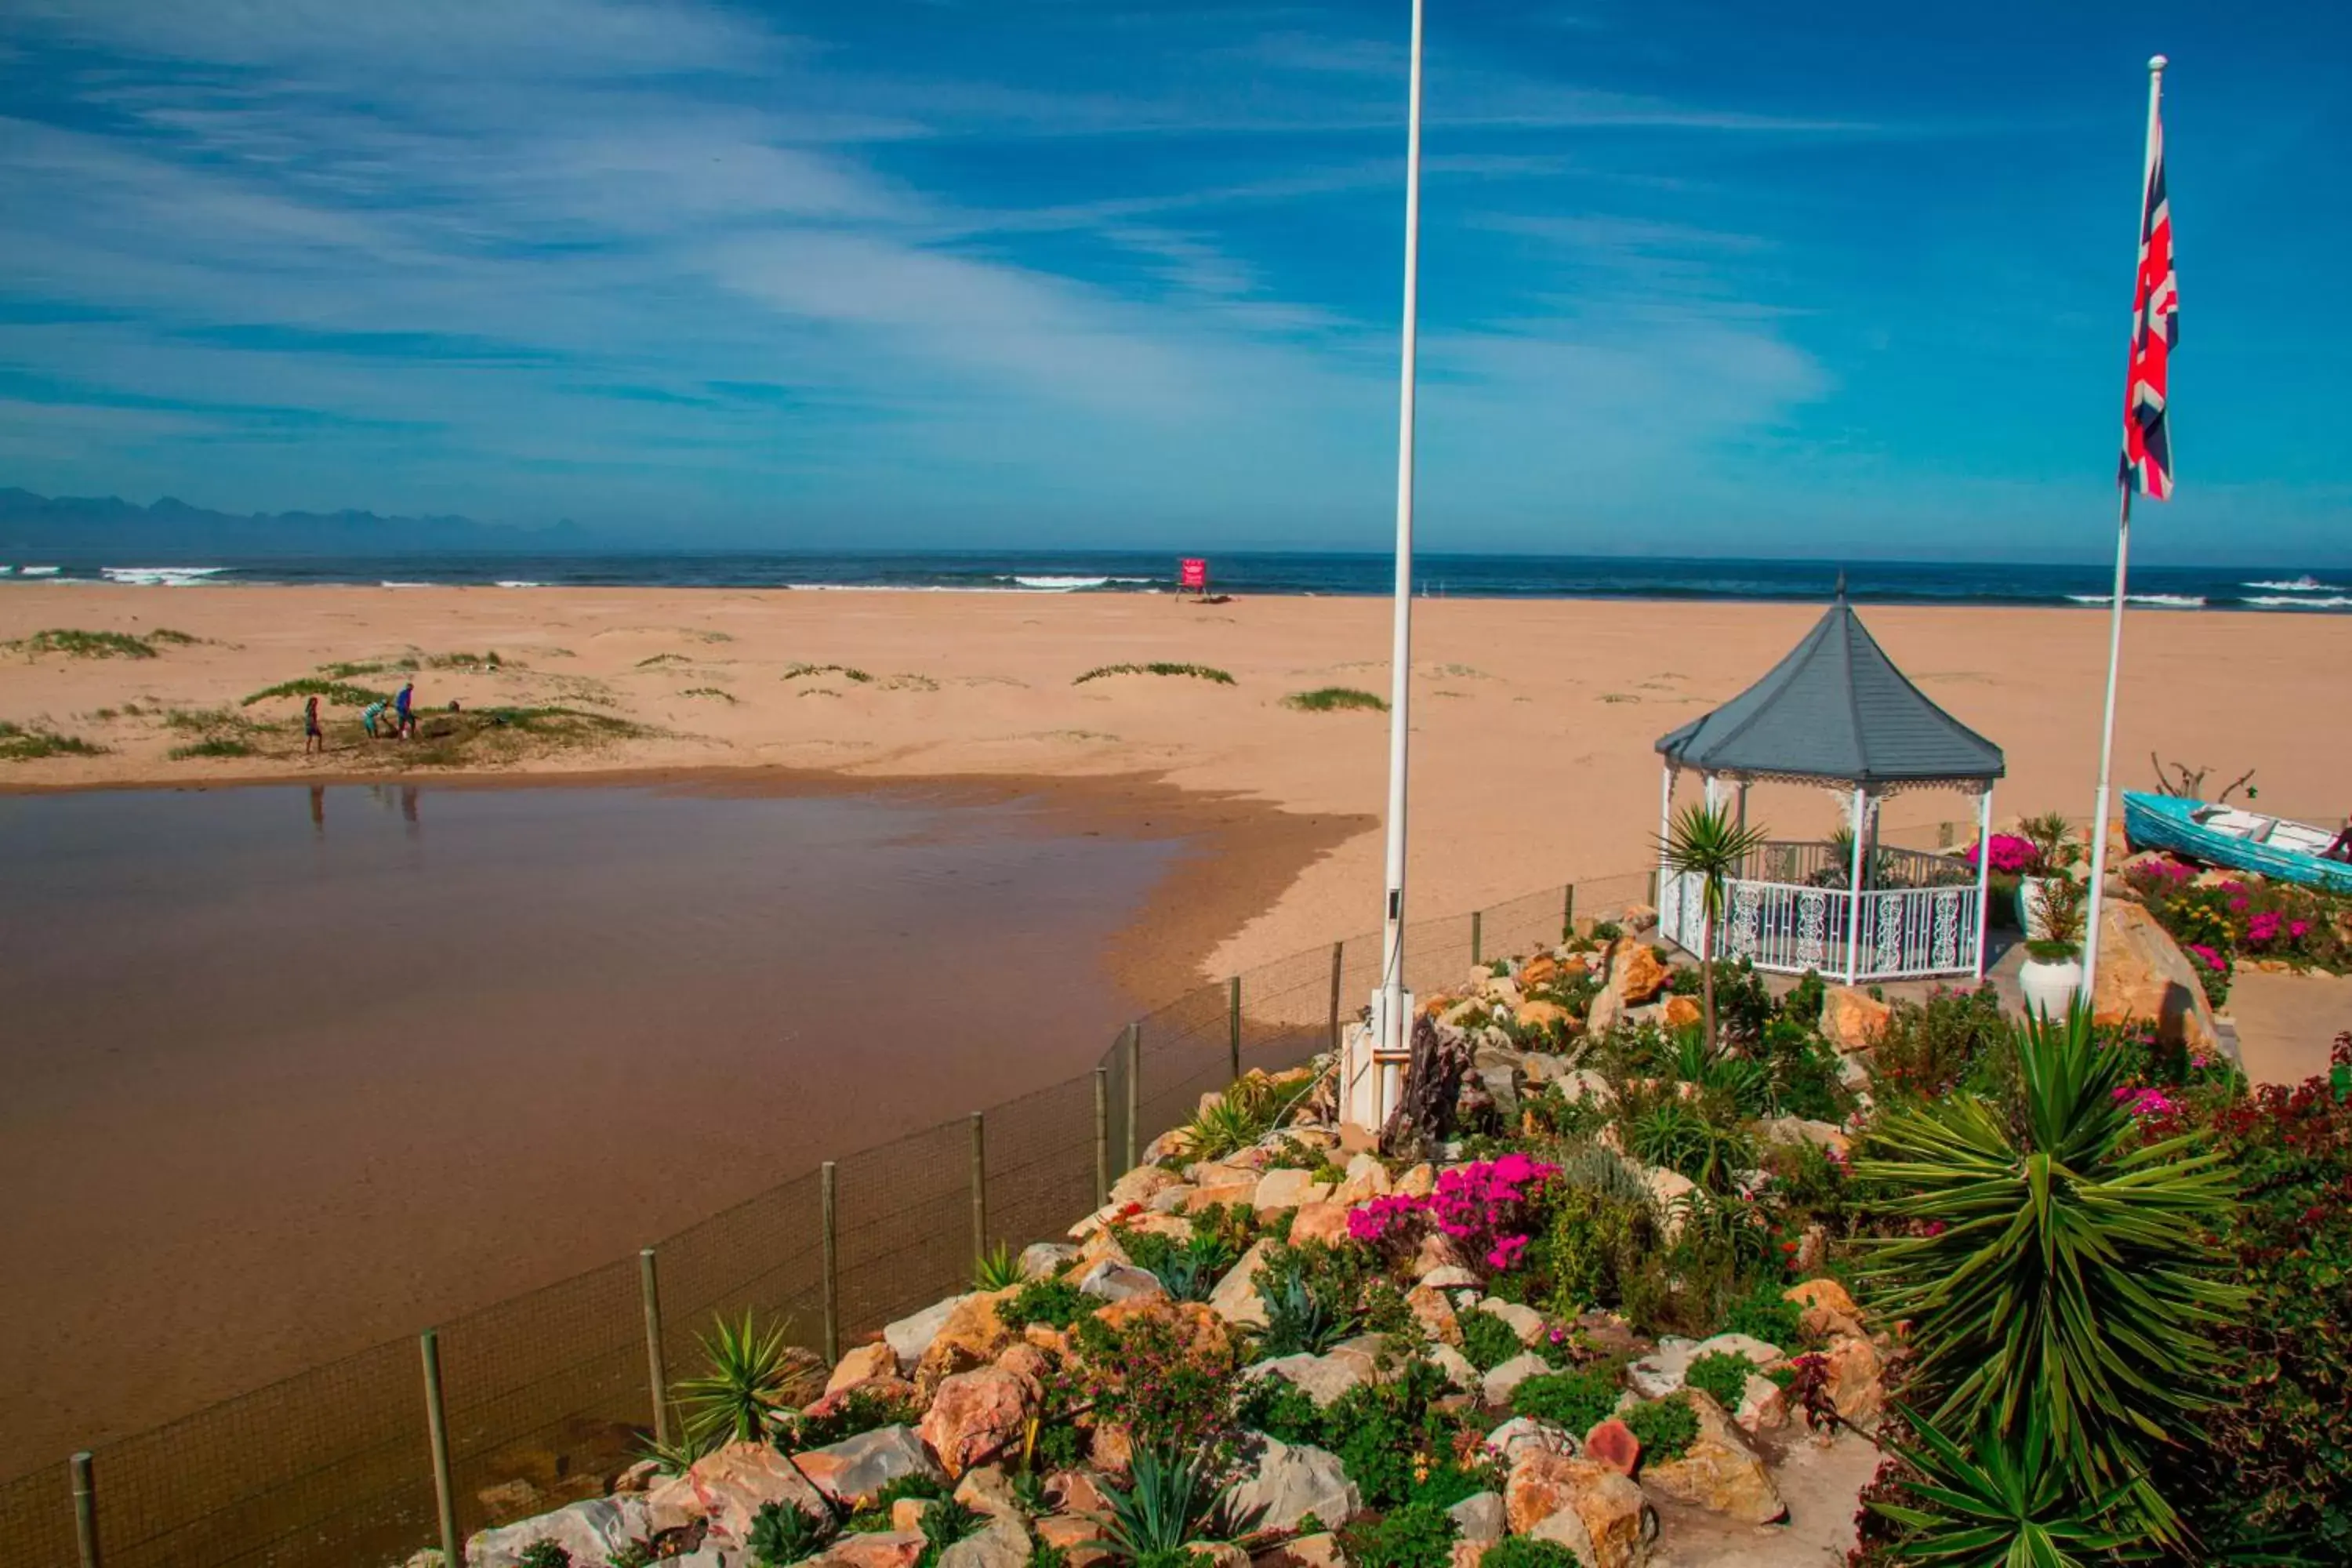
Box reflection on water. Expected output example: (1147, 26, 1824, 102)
(0, 782, 1179, 1468)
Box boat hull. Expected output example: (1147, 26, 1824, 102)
(2123, 791, 2352, 893)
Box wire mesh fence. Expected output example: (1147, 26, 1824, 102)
(7, 865, 1682, 1568)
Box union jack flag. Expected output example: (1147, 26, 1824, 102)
(2120, 106, 2178, 499)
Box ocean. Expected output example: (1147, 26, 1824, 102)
(1, 550, 2347, 612)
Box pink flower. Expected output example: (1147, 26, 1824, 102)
(2112, 1085, 2179, 1119)
(1964, 834, 2037, 875)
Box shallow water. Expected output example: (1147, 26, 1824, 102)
(0, 782, 1179, 1471)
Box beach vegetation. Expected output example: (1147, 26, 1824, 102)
(1476, 1541, 1579, 1568)
(1510, 1367, 1620, 1434)
(397, 706, 650, 768)
(1281, 687, 1383, 712)
(9, 627, 165, 659)
(164, 706, 267, 760)
(242, 678, 392, 708)
(637, 653, 690, 668)
(680, 686, 737, 702)
(1075, 662, 1236, 687)
(0, 720, 103, 760)
(675, 1309, 803, 1447)
(319, 657, 418, 677)
(423, 650, 502, 669)
(785, 662, 874, 683)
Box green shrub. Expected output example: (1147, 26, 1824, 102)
(1340, 1502, 1455, 1568)
(241, 677, 390, 708)
(1318, 1359, 1461, 1509)
(1068, 1308, 1238, 1454)
(748, 1500, 831, 1567)
(17, 628, 158, 659)
(1283, 687, 1385, 712)
(914, 1499, 986, 1568)
(1028, 1545, 1071, 1568)
(1682, 1352, 1754, 1411)
(1870, 985, 2009, 1102)
(847, 1474, 951, 1531)
(1184, 1076, 1287, 1160)
(1780, 970, 1826, 1027)
(998, 1278, 1091, 1331)
(518, 1543, 572, 1568)
(1478, 1540, 1582, 1568)
(677, 1310, 803, 1446)
(1455, 1308, 1524, 1373)
(0, 720, 102, 760)
(1253, 1245, 1362, 1358)
(784, 1384, 923, 1450)
(1717, 1279, 1802, 1350)
(1075, 662, 1236, 686)
(1621, 1396, 1698, 1464)
(1510, 1368, 1619, 1436)
(1236, 1372, 1323, 1445)
(1089, 1446, 1244, 1559)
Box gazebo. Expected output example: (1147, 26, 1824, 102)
(1653, 583, 2005, 984)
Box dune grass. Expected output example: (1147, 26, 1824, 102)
(243, 678, 392, 708)
(1283, 686, 1386, 713)
(423, 650, 503, 670)
(165, 706, 267, 760)
(1073, 662, 1235, 686)
(0, 720, 103, 760)
(637, 653, 691, 669)
(398, 706, 650, 768)
(320, 658, 415, 678)
(680, 687, 736, 703)
(784, 662, 873, 683)
(11, 628, 161, 659)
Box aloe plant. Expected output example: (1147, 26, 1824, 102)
(1857, 1004, 2244, 1536)
(1087, 1445, 1257, 1560)
(974, 1240, 1026, 1292)
(1870, 1406, 2152, 1566)
(1657, 801, 1769, 1047)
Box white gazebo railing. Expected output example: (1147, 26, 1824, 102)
(1659, 841, 1984, 983)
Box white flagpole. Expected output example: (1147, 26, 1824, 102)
(1374, 0, 1427, 1109)
(2082, 54, 2167, 996)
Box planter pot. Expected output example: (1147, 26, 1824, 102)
(2018, 954, 2083, 1018)
(2016, 877, 2053, 942)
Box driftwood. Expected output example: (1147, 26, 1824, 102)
(2150, 753, 2256, 805)
(1380, 1012, 1473, 1158)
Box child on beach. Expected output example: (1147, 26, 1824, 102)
(303, 695, 323, 755)
(361, 699, 386, 739)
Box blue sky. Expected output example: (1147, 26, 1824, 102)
(0, 0, 2345, 561)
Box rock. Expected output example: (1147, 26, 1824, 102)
(1254, 1168, 1334, 1213)
(803, 1375, 920, 1423)
(1822, 1335, 1886, 1429)
(1521, 954, 1562, 988)
(1480, 1352, 1553, 1406)
(1626, 1338, 1698, 1400)
(1088, 1423, 1133, 1475)
(1582, 1419, 1639, 1477)
(1045, 1469, 1108, 1516)
(1123, 1211, 1193, 1241)
(645, 1472, 705, 1534)
(687, 1441, 829, 1545)
(1406, 1283, 1461, 1344)
(1507, 1451, 1652, 1568)
(1515, 1000, 1573, 1032)
(1419, 1264, 1481, 1291)
(1688, 1332, 1783, 1369)
(938, 1519, 1033, 1568)
(894, 1497, 939, 1534)
(1838, 1052, 1873, 1091)
(1754, 1116, 1851, 1157)
(1254, 1533, 1349, 1568)
(953, 1465, 1024, 1522)
(1638, 1389, 1786, 1523)
(1188, 1180, 1261, 1213)
(1036, 1516, 1116, 1568)
(1586, 980, 1624, 1037)
(884, 1295, 969, 1373)
(1661, 995, 1702, 1031)
(464, 1496, 650, 1568)
(1209, 1238, 1276, 1328)
(1621, 904, 1659, 934)
(826, 1342, 901, 1396)
(1475, 1298, 1547, 1346)
(916, 1290, 1022, 1396)
(1140, 1127, 1195, 1165)
(1075, 1229, 1134, 1270)
(1193, 1545, 1250, 1568)
(1641, 1166, 1695, 1229)
(1332, 1153, 1392, 1205)
(819, 1533, 925, 1568)
(1784, 1278, 1863, 1341)
(1410, 1232, 1472, 1279)
(1482, 1415, 1573, 1467)
(1289, 1201, 1352, 1248)
(2092, 899, 2221, 1050)
(1111, 1165, 1185, 1208)
(1076, 1259, 1167, 1304)
(1616, 946, 1670, 1006)
(1244, 1352, 1368, 1410)
(1147, 1184, 1198, 1214)
(1230, 1438, 1361, 1531)
(1733, 1374, 1788, 1436)
(797, 1425, 943, 1506)
(1820, 987, 1892, 1052)
(1396, 1163, 1437, 1198)
(1447, 1490, 1506, 1544)
(993, 1341, 1054, 1400)
(1431, 1343, 1480, 1392)
(918, 1367, 1032, 1479)
(614, 1458, 659, 1494)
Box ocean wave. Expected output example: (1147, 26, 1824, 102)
(2243, 576, 2345, 592)
(2243, 594, 2352, 609)
(2065, 593, 2206, 608)
(494, 579, 544, 589)
(782, 583, 1028, 593)
(20, 566, 63, 576)
(1010, 575, 1111, 591)
(100, 565, 229, 586)
(379, 580, 432, 589)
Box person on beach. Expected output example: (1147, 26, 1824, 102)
(2325, 815, 2352, 862)
(361, 699, 387, 739)
(303, 695, 323, 755)
(394, 681, 416, 740)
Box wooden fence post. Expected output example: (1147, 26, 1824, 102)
(638, 1248, 669, 1449)
(419, 1330, 459, 1568)
(1123, 1023, 1141, 1171)
(1228, 976, 1242, 1083)
(1092, 1068, 1110, 1208)
(1471, 909, 1483, 967)
(1563, 884, 1575, 942)
(969, 1112, 988, 1266)
(1327, 940, 1345, 1051)
(820, 1162, 840, 1365)
(70, 1451, 98, 1568)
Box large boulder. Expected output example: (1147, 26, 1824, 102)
(1506, 1450, 1652, 1568)
(1480, 1352, 1554, 1407)
(1481, 1415, 1573, 1468)
(1229, 1438, 1361, 1531)
(687, 1441, 829, 1545)
(1475, 1298, 1547, 1347)
(938, 1518, 1033, 1568)
(795, 1424, 942, 1507)
(1616, 946, 1671, 1007)
(1244, 1353, 1368, 1410)
(1019, 1242, 1077, 1279)
(818, 1534, 925, 1568)
(919, 1367, 1033, 1479)
(1254, 1168, 1334, 1213)
(1209, 1238, 1276, 1328)
(1784, 1278, 1863, 1341)
(2092, 899, 2220, 1051)
(1820, 986, 1891, 1052)
(914, 1290, 1022, 1395)
(465, 1497, 650, 1568)
(1076, 1259, 1166, 1304)
(1289, 1201, 1353, 1248)
(1821, 1334, 1887, 1429)
(826, 1342, 900, 1396)
(1754, 1117, 1851, 1158)
(1111, 1165, 1185, 1208)
(885, 1295, 969, 1373)
(1636, 1390, 1785, 1523)
(1447, 1490, 1505, 1544)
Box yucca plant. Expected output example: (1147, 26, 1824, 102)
(1087, 1445, 1256, 1560)
(1870, 1406, 2154, 1566)
(1657, 801, 1769, 1047)
(1856, 1003, 2244, 1537)
(1254, 1255, 1354, 1356)
(677, 1309, 800, 1447)
(1184, 1076, 1285, 1162)
(974, 1240, 1026, 1292)
(1667, 1029, 1773, 1117)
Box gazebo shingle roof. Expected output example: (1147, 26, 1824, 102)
(1655, 589, 2004, 786)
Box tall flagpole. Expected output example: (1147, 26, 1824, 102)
(1374, 0, 1427, 1105)
(2082, 53, 2167, 996)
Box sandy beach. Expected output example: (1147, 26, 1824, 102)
(5, 584, 2347, 981)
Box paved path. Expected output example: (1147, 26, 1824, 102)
(2223, 968, 2352, 1087)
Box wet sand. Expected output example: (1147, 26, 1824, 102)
(0, 779, 1355, 1474)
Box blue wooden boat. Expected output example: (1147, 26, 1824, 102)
(2123, 790, 2352, 892)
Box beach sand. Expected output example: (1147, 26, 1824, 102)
(5, 584, 2347, 982)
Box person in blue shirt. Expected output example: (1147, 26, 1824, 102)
(394, 681, 416, 740)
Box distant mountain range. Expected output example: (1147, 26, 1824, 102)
(0, 488, 589, 558)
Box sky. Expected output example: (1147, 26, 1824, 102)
(0, 0, 2346, 562)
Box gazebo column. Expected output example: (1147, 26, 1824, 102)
(1734, 780, 1749, 835)
(1656, 763, 1677, 906)
(1845, 786, 1869, 985)
(1973, 785, 1994, 981)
